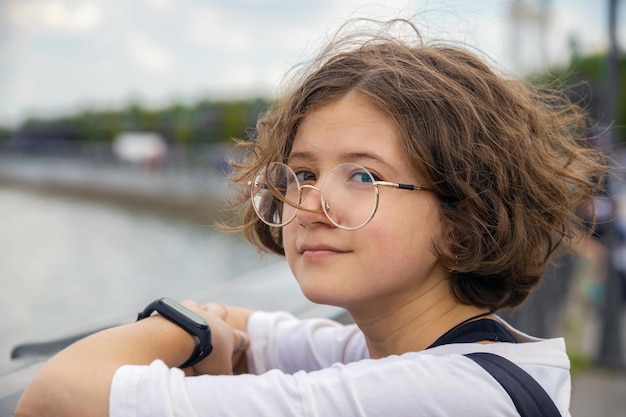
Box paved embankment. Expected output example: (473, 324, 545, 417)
(0, 155, 229, 222)
(571, 368, 626, 416)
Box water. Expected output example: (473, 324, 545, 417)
(0, 186, 277, 369)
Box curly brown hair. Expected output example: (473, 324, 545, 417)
(225, 19, 606, 311)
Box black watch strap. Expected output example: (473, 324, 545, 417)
(178, 343, 205, 369)
(137, 297, 213, 368)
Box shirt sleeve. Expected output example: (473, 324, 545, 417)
(110, 350, 530, 417)
(245, 311, 369, 374)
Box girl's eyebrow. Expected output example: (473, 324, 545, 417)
(288, 151, 391, 167)
(286, 151, 316, 163)
(340, 151, 390, 166)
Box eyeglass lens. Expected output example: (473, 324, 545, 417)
(251, 162, 379, 230)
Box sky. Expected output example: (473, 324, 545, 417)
(1, 0, 624, 128)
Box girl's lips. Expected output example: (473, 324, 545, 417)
(298, 244, 346, 254)
(298, 244, 350, 259)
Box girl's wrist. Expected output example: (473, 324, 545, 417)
(134, 315, 198, 367)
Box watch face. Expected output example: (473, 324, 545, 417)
(162, 297, 207, 326)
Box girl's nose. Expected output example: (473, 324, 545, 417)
(295, 185, 332, 227)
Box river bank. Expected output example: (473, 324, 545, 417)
(0, 155, 230, 223)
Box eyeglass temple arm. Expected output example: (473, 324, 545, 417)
(375, 180, 436, 193)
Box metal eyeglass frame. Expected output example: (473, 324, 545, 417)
(250, 162, 437, 231)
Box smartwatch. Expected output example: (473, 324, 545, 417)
(137, 297, 213, 368)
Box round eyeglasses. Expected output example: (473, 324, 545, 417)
(250, 162, 436, 231)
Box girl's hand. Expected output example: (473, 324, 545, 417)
(179, 301, 250, 376)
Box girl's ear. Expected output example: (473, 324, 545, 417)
(435, 217, 460, 271)
(441, 222, 456, 257)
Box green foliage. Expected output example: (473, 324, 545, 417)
(568, 351, 593, 375)
(6, 97, 271, 146)
(532, 53, 626, 144)
(0, 127, 11, 143)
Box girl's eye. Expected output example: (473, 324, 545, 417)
(295, 170, 316, 183)
(349, 170, 375, 183)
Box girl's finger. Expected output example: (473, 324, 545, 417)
(233, 329, 249, 353)
(199, 303, 228, 320)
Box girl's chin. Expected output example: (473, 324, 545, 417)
(297, 280, 349, 307)
(289, 259, 357, 307)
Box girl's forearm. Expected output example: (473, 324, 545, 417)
(16, 316, 196, 417)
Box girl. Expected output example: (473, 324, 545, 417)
(17, 19, 605, 417)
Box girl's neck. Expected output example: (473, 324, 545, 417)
(353, 298, 492, 359)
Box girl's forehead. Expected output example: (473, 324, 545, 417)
(289, 126, 403, 168)
(289, 93, 402, 162)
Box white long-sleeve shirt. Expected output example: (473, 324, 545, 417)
(110, 311, 571, 416)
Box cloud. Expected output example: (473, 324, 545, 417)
(143, 0, 173, 13)
(185, 7, 253, 52)
(8, 0, 101, 33)
(127, 32, 174, 75)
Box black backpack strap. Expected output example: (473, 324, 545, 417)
(465, 352, 561, 417)
(429, 319, 516, 348)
